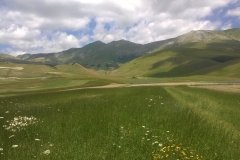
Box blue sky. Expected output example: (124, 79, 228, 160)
(0, 0, 239, 56)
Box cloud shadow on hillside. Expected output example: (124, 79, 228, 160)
(146, 41, 240, 78)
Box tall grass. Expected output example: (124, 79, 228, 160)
(1, 86, 240, 159)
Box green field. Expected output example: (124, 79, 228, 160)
(1, 86, 240, 159)
(0, 62, 124, 95)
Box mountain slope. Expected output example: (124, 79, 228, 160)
(55, 63, 99, 77)
(0, 53, 39, 64)
(191, 58, 240, 78)
(65, 40, 144, 69)
(16, 40, 169, 70)
(224, 28, 240, 40)
(158, 29, 240, 50)
(110, 40, 240, 78)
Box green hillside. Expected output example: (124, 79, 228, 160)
(15, 40, 170, 70)
(224, 28, 240, 40)
(0, 53, 38, 64)
(111, 41, 240, 78)
(0, 62, 59, 78)
(0, 54, 16, 59)
(0, 62, 99, 79)
(55, 63, 99, 77)
(64, 40, 139, 70)
(192, 58, 240, 77)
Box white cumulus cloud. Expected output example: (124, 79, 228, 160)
(226, 7, 240, 18)
(0, 0, 238, 55)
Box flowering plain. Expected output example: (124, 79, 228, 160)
(0, 86, 240, 159)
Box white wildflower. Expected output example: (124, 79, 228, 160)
(35, 139, 40, 141)
(12, 145, 18, 148)
(159, 143, 163, 147)
(0, 148, 3, 151)
(43, 150, 50, 155)
(0, 117, 4, 119)
(142, 125, 145, 128)
(3, 116, 38, 132)
(5, 111, 9, 113)
(9, 135, 15, 138)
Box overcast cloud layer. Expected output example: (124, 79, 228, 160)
(0, 0, 239, 55)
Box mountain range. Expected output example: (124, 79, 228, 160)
(14, 39, 170, 70)
(1, 28, 240, 78)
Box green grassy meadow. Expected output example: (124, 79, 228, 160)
(1, 86, 240, 159)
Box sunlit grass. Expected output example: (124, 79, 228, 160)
(0, 86, 240, 159)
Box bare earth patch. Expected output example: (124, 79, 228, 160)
(0, 67, 24, 70)
(191, 84, 240, 93)
(60, 82, 240, 92)
(82, 82, 240, 89)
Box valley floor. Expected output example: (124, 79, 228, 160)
(1, 85, 240, 159)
